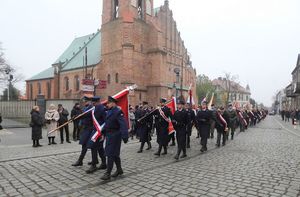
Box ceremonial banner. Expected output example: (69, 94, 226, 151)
(166, 97, 176, 135)
(208, 92, 215, 110)
(186, 84, 195, 106)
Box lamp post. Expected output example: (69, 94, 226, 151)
(174, 68, 180, 100)
(5, 68, 12, 101)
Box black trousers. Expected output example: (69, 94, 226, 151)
(78, 144, 88, 162)
(91, 144, 106, 165)
(169, 133, 175, 144)
(216, 129, 226, 146)
(59, 124, 69, 142)
(73, 121, 80, 140)
(176, 133, 187, 156)
(107, 156, 121, 174)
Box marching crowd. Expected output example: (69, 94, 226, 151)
(29, 95, 268, 181)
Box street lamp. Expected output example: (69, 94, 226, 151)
(5, 68, 13, 101)
(173, 68, 180, 100)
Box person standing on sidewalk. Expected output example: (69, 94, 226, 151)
(71, 103, 82, 141)
(30, 106, 43, 148)
(45, 104, 60, 145)
(58, 104, 71, 144)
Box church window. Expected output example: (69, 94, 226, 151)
(115, 73, 119, 83)
(113, 0, 119, 19)
(74, 76, 80, 91)
(30, 84, 33, 99)
(37, 83, 42, 95)
(138, 0, 144, 19)
(107, 74, 111, 84)
(64, 77, 69, 91)
(47, 82, 51, 98)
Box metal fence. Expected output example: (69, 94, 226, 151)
(0, 100, 36, 118)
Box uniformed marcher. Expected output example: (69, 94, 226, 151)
(154, 98, 173, 156)
(72, 96, 94, 167)
(215, 107, 229, 147)
(101, 96, 129, 181)
(196, 101, 212, 152)
(86, 96, 107, 174)
(173, 100, 189, 160)
(209, 104, 217, 139)
(137, 102, 152, 153)
(226, 103, 237, 140)
(185, 103, 195, 148)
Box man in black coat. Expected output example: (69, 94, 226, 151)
(71, 103, 82, 141)
(196, 101, 212, 152)
(58, 104, 71, 144)
(173, 100, 189, 160)
(154, 98, 173, 156)
(185, 103, 195, 148)
(137, 102, 152, 153)
(215, 107, 229, 147)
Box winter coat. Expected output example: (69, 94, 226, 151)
(45, 110, 60, 137)
(58, 108, 69, 124)
(30, 110, 43, 140)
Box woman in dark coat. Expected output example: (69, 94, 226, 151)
(30, 106, 43, 147)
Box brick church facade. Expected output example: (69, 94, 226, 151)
(26, 0, 197, 106)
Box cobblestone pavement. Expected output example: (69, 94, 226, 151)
(0, 116, 300, 197)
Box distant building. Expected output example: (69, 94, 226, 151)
(26, 0, 197, 106)
(212, 77, 251, 107)
(285, 54, 300, 109)
(275, 89, 288, 113)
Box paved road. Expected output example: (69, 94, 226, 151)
(0, 116, 299, 197)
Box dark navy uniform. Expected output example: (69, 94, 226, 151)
(86, 100, 107, 173)
(101, 97, 128, 180)
(173, 107, 189, 160)
(72, 102, 94, 167)
(215, 110, 229, 147)
(196, 108, 212, 152)
(154, 100, 172, 156)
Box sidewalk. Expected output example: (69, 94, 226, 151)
(2, 118, 29, 128)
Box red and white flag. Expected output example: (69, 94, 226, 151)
(165, 97, 176, 135)
(186, 84, 195, 106)
(91, 109, 105, 142)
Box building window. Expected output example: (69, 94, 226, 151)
(107, 74, 111, 84)
(146, 0, 151, 15)
(115, 73, 119, 83)
(47, 82, 51, 99)
(37, 83, 41, 95)
(246, 95, 249, 101)
(30, 84, 33, 99)
(74, 76, 80, 91)
(138, 0, 144, 19)
(113, 0, 119, 19)
(64, 77, 69, 91)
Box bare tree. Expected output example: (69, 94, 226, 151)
(0, 42, 24, 88)
(223, 72, 239, 105)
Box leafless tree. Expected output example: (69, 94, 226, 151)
(223, 72, 239, 105)
(0, 42, 24, 89)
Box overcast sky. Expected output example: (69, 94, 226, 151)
(1, 0, 300, 106)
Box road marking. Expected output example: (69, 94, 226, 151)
(273, 117, 300, 138)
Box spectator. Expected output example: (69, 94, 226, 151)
(285, 110, 290, 122)
(71, 103, 82, 141)
(58, 104, 71, 144)
(129, 107, 136, 140)
(30, 106, 43, 147)
(45, 104, 60, 145)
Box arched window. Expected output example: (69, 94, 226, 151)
(64, 77, 69, 91)
(107, 74, 111, 84)
(74, 76, 80, 91)
(115, 73, 119, 83)
(138, 0, 144, 19)
(146, 0, 151, 15)
(47, 82, 51, 99)
(37, 83, 42, 95)
(113, 0, 119, 19)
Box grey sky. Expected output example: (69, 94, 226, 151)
(1, 0, 300, 106)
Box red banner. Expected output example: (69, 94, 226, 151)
(166, 97, 176, 134)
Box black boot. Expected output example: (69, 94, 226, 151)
(161, 146, 167, 155)
(98, 163, 107, 170)
(86, 165, 97, 174)
(51, 137, 57, 145)
(36, 140, 42, 147)
(146, 142, 152, 150)
(72, 160, 83, 166)
(174, 149, 180, 160)
(101, 172, 111, 181)
(88, 161, 99, 165)
(154, 145, 162, 156)
(137, 142, 144, 153)
(32, 140, 37, 147)
(48, 137, 51, 145)
(181, 149, 187, 158)
(200, 146, 205, 152)
(111, 168, 123, 178)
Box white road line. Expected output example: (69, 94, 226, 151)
(273, 117, 300, 138)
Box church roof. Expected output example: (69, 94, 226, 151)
(27, 30, 101, 81)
